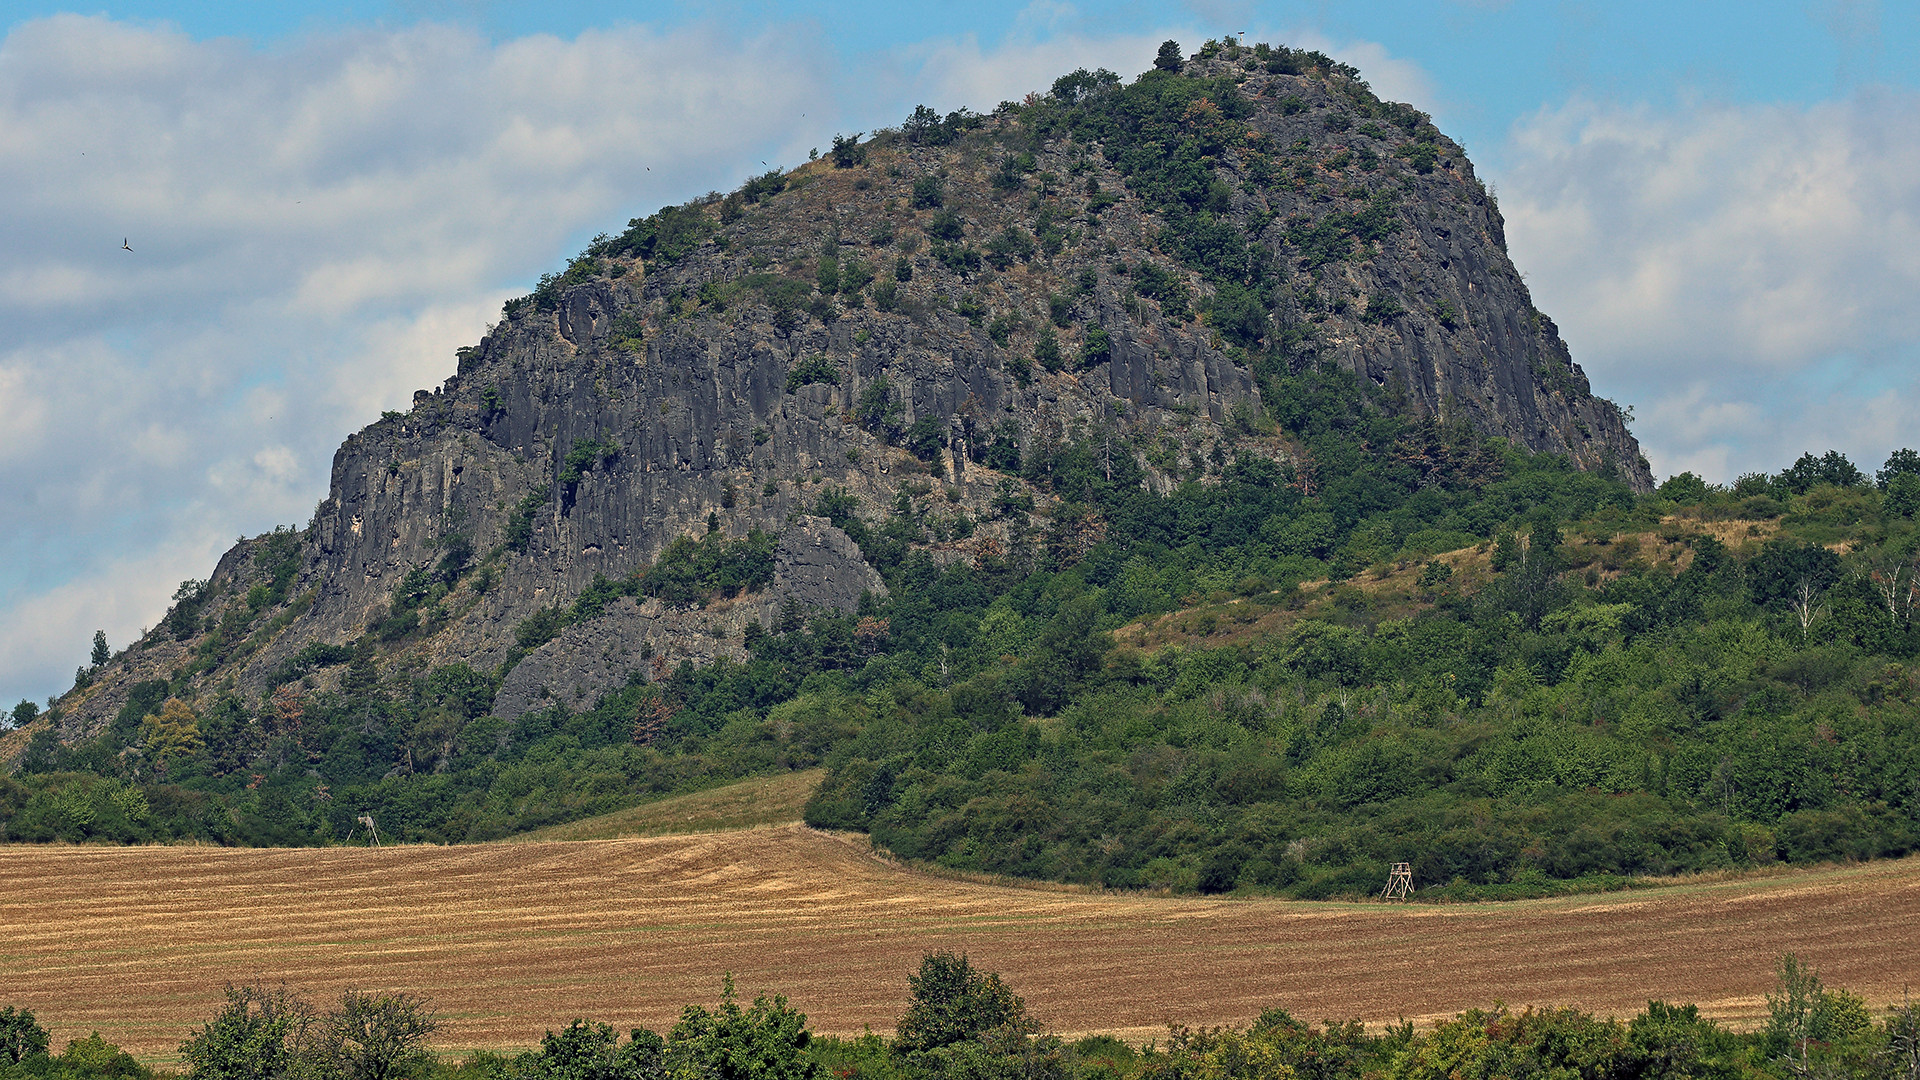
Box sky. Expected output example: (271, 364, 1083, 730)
(2, 0, 1917, 708)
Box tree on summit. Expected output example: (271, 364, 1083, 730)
(1154, 39, 1184, 73)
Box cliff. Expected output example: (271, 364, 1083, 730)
(52, 41, 1648, 741)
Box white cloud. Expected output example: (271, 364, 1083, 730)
(888, 28, 1169, 117)
(1281, 32, 1438, 114)
(0, 10, 1438, 708)
(1498, 88, 1920, 483)
(0, 14, 834, 705)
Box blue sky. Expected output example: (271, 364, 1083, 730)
(2, 0, 1918, 708)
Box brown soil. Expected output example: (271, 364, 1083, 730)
(3, 828, 1915, 1061)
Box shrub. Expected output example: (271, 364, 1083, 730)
(1033, 327, 1063, 372)
(0, 1006, 49, 1064)
(786, 356, 840, 392)
(927, 210, 964, 242)
(830, 133, 866, 168)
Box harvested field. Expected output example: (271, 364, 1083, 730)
(2, 827, 1916, 1062)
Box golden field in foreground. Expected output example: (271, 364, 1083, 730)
(2, 823, 1916, 1060)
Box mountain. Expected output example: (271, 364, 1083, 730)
(47, 40, 1646, 743)
(48, 45, 1920, 902)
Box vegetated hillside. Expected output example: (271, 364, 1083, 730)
(35, 43, 1920, 899)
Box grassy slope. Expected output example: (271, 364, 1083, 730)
(507, 769, 823, 842)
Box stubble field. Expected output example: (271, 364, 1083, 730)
(3, 824, 1916, 1061)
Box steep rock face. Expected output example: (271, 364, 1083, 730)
(58, 44, 1649, 737)
(490, 518, 882, 721)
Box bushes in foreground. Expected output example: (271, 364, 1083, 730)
(3, 953, 1918, 1080)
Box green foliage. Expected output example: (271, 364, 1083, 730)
(1033, 328, 1063, 373)
(895, 953, 1032, 1054)
(164, 578, 212, 640)
(1049, 67, 1120, 104)
(517, 1019, 660, 1080)
(831, 133, 868, 168)
(0, 1007, 49, 1065)
(515, 532, 777, 651)
(666, 977, 817, 1080)
(857, 378, 904, 438)
(927, 211, 964, 243)
(609, 311, 646, 353)
(911, 176, 944, 210)
(601, 204, 715, 267)
(91, 631, 109, 667)
(1362, 293, 1404, 324)
(1765, 954, 1872, 1063)
(786, 357, 840, 392)
(1776, 450, 1866, 494)
(642, 531, 777, 607)
(306, 991, 437, 1080)
(55, 1031, 146, 1079)
(505, 485, 553, 555)
(179, 984, 311, 1080)
(560, 438, 620, 494)
(1080, 327, 1111, 367)
(527, 255, 604, 313)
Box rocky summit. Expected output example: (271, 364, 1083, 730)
(52, 40, 1646, 742)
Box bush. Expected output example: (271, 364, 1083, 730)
(179, 984, 312, 1080)
(786, 357, 840, 392)
(0, 1006, 49, 1064)
(895, 952, 1032, 1054)
(1033, 328, 1062, 373)
(911, 176, 944, 210)
(830, 133, 867, 168)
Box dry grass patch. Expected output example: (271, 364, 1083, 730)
(511, 770, 822, 841)
(2, 828, 1917, 1061)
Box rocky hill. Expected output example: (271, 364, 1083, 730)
(48, 40, 1647, 744)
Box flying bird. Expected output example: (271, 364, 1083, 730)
(122, 238, 132, 252)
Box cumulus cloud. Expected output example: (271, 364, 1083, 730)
(0, 14, 835, 705)
(1499, 88, 1920, 483)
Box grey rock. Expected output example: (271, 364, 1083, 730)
(52, 57, 1653, 739)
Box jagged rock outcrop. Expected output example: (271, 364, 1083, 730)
(490, 518, 881, 720)
(53, 42, 1650, 738)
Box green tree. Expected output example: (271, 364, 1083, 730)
(0, 1005, 50, 1064)
(306, 990, 437, 1080)
(1033, 327, 1063, 373)
(180, 984, 313, 1080)
(1154, 40, 1184, 73)
(666, 976, 817, 1080)
(91, 630, 110, 667)
(60, 1031, 147, 1079)
(895, 952, 1033, 1054)
(1765, 954, 1871, 1070)
(520, 1019, 663, 1080)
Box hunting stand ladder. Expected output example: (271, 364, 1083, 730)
(1381, 862, 1414, 900)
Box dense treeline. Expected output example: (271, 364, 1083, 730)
(3, 952, 1917, 1079)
